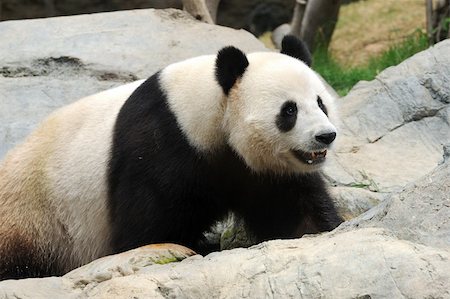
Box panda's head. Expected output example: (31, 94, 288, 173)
(216, 35, 337, 174)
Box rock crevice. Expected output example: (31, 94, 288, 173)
(1, 56, 138, 83)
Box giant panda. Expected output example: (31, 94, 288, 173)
(0, 35, 342, 280)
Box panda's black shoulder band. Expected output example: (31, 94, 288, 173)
(215, 46, 249, 95)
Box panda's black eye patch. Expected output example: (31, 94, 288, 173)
(282, 102, 297, 117)
(317, 96, 328, 116)
(276, 101, 297, 132)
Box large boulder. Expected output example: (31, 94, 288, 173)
(326, 39, 450, 219)
(0, 8, 266, 158)
(2, 0, 293, 37)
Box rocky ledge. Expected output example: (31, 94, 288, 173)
(327, 39, 450, 220)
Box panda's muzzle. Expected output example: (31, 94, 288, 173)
(292, 149, 327, 165)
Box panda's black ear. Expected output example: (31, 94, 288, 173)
(280, 35, 312, 67)
(215, 46, 249, 95)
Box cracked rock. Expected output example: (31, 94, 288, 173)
(325, 39, 450, 215)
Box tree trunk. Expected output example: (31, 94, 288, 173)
(299, 0, 341, 52)
(426, 0, 434, 44)
(182, 0, 220, 24)
(290, 0, 308, 37)
(430, 0, 450, 43)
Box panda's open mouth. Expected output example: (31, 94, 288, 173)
(292, 149, 327, 165)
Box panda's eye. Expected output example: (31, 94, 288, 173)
(276, 101, 297, 132)
(281, 101, 297, 117)
(317, 96, 328, 116)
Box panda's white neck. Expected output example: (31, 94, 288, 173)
(159, 55, 227, 153)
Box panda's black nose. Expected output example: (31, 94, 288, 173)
(315, 132, 336, 145)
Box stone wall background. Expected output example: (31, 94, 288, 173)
(0, 0, 295, 37)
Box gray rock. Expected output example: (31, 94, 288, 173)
(0, 8, 266, 158)
(340, 160, 450, 249)
(330, 186, 387, 221)
(1, 0, 182, 21)
(92, 228, 450, 299)
(271, 23, 291, 49)
(65, 243, 195, 286)
(0, 244, 196, 298)
(324, 39, 450, 217)
(2, 0, 295, 37)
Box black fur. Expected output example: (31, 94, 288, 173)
(317, 96, 328, 116)
(108, 73, 228, 254)
(215, 46, 249, 95)
(281, 35, 312, 67)
(276, 101, 298, 132)
(0, 237, 62, 280)
(108, 72, 342, 254)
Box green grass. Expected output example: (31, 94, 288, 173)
(313, 31, 429, 96)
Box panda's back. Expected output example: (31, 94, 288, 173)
(0, 79, 145, 271)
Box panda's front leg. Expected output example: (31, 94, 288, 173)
(234, 202, 316, 243)
(237, 178, 343, 243)
(296, 189, 344, 236)
(242, 204, 342, 245)
(287, 187, 343, 239)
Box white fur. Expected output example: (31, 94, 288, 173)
(160, 56, 227, 153)
(0, 80, 144, 270)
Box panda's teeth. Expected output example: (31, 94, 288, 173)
(313, 150, 328, 159)
(291, 149, 327, 165)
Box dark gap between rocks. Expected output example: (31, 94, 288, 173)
(0, 56, 138, 83)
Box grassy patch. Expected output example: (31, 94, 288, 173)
(313, 31, 429, 96)
(330, 0, 425, 66)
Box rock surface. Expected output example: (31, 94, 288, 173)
(1, 0, 182, 21)
(1, 161, 449, 298)
(340, 160, 450, 250)
(325, 39, 450, 219)
(0, 244, 197, 298)
(0, 8, 266, 158)
(2, 0, 294, 37)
